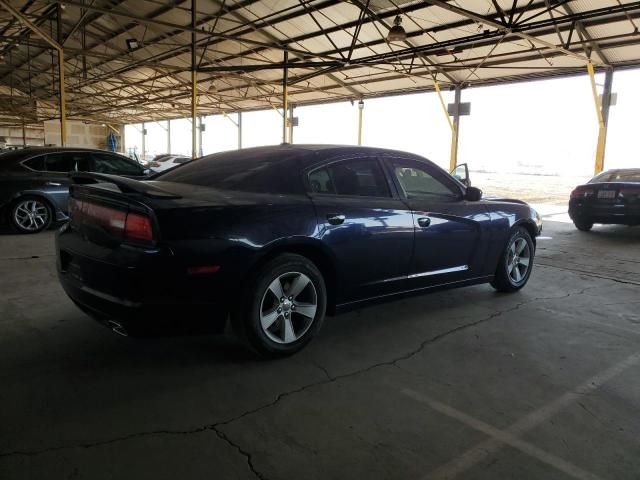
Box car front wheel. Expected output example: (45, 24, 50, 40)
(10, 196, 52, 234)
(234, 253, 327, 357)
(491, 227, 535, 293)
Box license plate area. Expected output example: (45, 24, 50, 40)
(597, 190, 616, 199)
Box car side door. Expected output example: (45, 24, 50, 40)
(90, 152, 146, 178)
(39, 152, 91, 213)
(306, 155, 414, 304)
(382, 156, 492, 289)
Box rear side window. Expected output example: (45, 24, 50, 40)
(23, 156, 46, 171)
(308, 159, 390, 197)
(45, 152, 90, 172)
(159, 152, 303, 195)
(92, 154, 143, 176)
(591, 170, 640, 183)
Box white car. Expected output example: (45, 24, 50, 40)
(149, 155, 192, 172)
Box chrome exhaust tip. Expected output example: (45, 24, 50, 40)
(107, 320, 128, 337)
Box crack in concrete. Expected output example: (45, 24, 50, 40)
(211, 426, 269, 480)
(0, 289, 591, 477)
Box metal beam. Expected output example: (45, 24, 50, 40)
(424, 0, 602, 65)
(0, 0, 66, 145)
(191, 0, 197, 159)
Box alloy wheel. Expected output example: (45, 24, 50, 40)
(13, 199, 49, 232)
(507, 237, 531, 284)
(259, 271, 318, 344)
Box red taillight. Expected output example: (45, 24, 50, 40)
(124, 213, 153, 242)
(570, 186, 594, 199)
(84, 202, 126, 235)
(69, 198, 154, 244)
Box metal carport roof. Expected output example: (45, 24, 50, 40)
(1, 0, 639, 125)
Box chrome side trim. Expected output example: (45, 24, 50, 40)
(407, 265, 469, 279)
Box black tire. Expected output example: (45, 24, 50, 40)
(573, 219, 593, 232)
(10, 196, 53, 234)
(233, 253, 327, 358)
(491, 227, 535, 293)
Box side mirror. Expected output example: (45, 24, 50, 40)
(451, 163, 471, 187)
(465, 186, 482, 201)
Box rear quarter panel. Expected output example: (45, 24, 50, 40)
(152, 193, 319, 285)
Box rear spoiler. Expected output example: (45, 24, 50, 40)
(70, 172, 181, 199)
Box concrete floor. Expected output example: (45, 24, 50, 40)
(1, 219, 639, 480)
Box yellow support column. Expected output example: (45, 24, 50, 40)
(282, 51, 289, 144)
(191, 70, 197, 158)
(587, 63, 605, 174)
(58, 50, 67, 146)
(587, 63, 613, 175)
(435, 83, 459, 172)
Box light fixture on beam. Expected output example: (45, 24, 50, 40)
(126, 38, 141, 51)
(387, 16, 406, 42)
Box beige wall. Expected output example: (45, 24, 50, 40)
(0, 125, 44, 147)
(44, 120, 115, 149)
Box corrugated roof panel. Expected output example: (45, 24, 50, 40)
(1, 0, 639, 123)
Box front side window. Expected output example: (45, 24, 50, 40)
(393, 162, 458, 199)
(44, 153, 90, 172)
(308, 159, 390, 197)
(92, 154, 143, 176)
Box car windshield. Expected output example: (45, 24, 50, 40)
(591, 170, 640, 183)
(157, 149, 302, 194)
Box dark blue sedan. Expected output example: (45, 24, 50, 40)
(56, 145, 542, 357)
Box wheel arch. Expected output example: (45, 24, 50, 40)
(248, 238, 339, 314)
(513, 219, 538, 246)
(4, 192, 57, 220)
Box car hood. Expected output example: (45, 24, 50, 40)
(481, 196, 529, 206)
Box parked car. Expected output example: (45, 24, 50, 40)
(56, 145, 542, 356)
(0, 147, 151, 233)
(569, 168, 640, 231)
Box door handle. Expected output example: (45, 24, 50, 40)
(326, 213, 346, 225)
(417, 217, 431, 228)
(45, 181, 62, 186)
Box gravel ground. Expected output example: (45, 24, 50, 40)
(472, 172, 591, 207)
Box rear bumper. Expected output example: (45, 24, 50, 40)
(56, 225, 230, 334)
(569, 201, 640, 225)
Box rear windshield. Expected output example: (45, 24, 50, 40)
(590, 170, 640, 183)
(157, 150, 304, 194)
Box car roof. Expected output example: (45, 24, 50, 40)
(0, 147, 132, 168)
(198, 144, 427, 167)
(601, 168, 640, 175)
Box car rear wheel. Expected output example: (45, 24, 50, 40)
(573, 219, 594, 231)
(10, 196, 52, 234)
(491, 227, 535, 293)
(233, 253, 327, 357)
